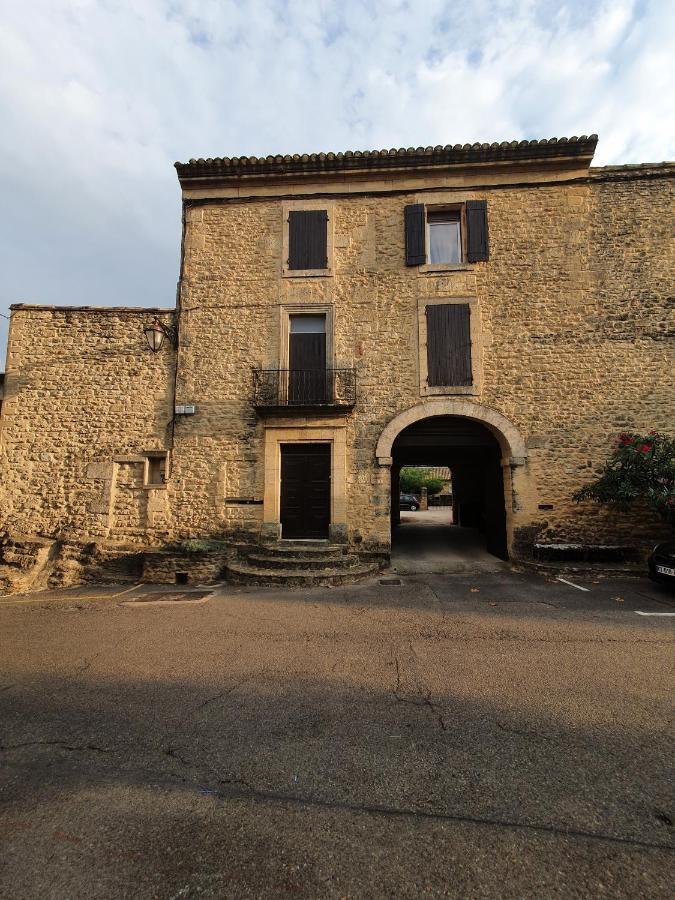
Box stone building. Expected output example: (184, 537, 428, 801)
(0, 136, 673, 586)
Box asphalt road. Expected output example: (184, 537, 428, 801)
(1, 570, 674, 899)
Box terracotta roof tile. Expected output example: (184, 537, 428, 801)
(176, 135, 598, 181)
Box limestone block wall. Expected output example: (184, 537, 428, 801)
(0, 306, 176, 544)
(173, 163, 674, 555)
(523, 167, 675, 547)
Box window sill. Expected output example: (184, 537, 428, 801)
(144, 483, 167, 490)
(422, 385, 478, 397)
(419, 263, 473, 274)
(282, 268, 334, 279)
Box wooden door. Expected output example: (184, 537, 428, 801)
(289, 315, 327, 403)
(280, 444, 331, 539)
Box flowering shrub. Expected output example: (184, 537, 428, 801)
(574, 432, 675, 525)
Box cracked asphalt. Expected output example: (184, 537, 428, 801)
(1, 571, 674, 898)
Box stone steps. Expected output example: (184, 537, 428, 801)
(246, 552, 362, 571)
(226, 559, 380, 587)
(226, 539, 383, 587)
(256, 542, 352, 559)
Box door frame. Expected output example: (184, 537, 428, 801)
(279, 304, 334, 371)
(262, 424, 347, 541)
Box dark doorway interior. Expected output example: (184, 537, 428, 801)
(392, 416, 508, 560)
(280, 443, 331, 539)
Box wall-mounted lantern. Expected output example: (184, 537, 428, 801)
(143, 320, 177, 352)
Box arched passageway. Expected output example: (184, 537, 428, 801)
(390, 415, 509, 569)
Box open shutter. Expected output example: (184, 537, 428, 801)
(288, 210, 328, 269)
(466, 200, 489, 262)
(405, 204, 426, 265)
(426, 304, 472, 386)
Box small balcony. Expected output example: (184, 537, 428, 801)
(253, 368, 356, 411)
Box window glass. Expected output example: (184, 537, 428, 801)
(290, 315, 326, 334)
(428, 212, 461, 264)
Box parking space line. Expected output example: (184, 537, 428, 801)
(556, 577, 590, 592)
(634, 611, 675, 617)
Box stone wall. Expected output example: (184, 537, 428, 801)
(0, 306, 176, 544)
(172, 163, 674, 555)
(0, 161, 673, 566)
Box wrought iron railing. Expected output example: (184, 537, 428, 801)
(253, 368, 356, 408)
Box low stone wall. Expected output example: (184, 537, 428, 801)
(141, 551, 230, 585)
(533, 543, 639, 564)
(0, 535, 51, 594)
(0, 535, 147, 594)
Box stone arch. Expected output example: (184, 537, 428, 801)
(376, 399, 527, 465)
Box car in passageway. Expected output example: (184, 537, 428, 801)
(399, 493, 420, 511)
(648, 539, 675, 586)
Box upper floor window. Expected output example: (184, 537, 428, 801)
(288, 211, 328, 270)
(417, 298, 480, 396)
(427, 210, 461, 264)
(282, 202, 334, 277)
(405, 200, 489, 267)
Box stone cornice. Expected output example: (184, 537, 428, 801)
(589, 162, 674, 181)
(10, 304, 176, 314)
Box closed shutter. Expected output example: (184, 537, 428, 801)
(466, 200, 489, 262)
(405, 204, 426, 265)
(426, 303, 472, 386)
(288, 210, 328, 269)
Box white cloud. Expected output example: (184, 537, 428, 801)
(0, 0, 673, 352)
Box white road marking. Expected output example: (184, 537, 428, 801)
(634, 611, 675, 617)
(556, 577, 590, 592)
(112, 584, 143, 597)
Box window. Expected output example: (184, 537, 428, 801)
(428, 210, 461, 264)
(405, 200, 489, 267)
(426, 303, 472, 386)
(288, 210, 328, 270)
(288, 314, 327, 403)
(145, 453, 167, 487)
(282, 202, 335, 277)
(417, 297, 480, 396)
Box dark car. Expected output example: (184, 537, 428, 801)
(648, 539, 675, 586)
(399, 493, 419, 511)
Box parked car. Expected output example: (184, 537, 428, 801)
(399, 493, 420, 511)
(648, 539, 675, 586)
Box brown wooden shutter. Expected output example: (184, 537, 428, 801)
(426, 303, 472, 386)
(466, 200, 489, 262)
(288, 210, 328, 269)
(405, 203, 426, 265)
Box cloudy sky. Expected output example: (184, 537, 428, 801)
(1, 0, 673, 356)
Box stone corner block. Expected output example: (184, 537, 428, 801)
(328, 523, 348, 544)
(259, 522, 282, 542)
